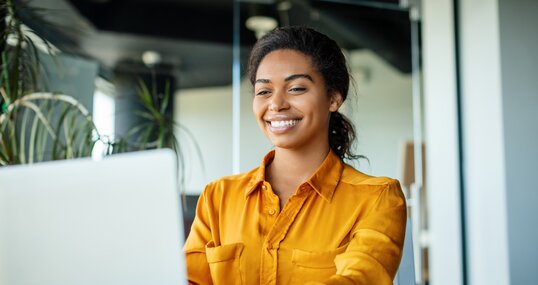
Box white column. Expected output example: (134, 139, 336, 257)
(422, 1, 464, 284)
(459, 0, 510, 284)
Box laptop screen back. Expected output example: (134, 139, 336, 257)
(0, 149, 187, 285)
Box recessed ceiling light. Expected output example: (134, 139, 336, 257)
(142, 50, 162, 67)
(246, 16, 278, 39)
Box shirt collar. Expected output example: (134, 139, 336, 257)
(245, 150, 344, 202)
(244, 151, 274, 197)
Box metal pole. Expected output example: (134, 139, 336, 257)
(410, 4, 424, 284)
(232, 0, 241, 174)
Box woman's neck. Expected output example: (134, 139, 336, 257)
(265, 143, 330, 208)
(272, 148, 328, 178)
(266, 142, 331, 197)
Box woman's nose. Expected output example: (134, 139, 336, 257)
(268, 91, 289, 112)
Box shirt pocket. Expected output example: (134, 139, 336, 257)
(288, 244, 348, 285)
(205, 241, 245, 285)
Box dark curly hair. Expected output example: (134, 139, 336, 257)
(247, 26, 360, 160)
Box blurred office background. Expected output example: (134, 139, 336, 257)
(8, 0, 537, 284)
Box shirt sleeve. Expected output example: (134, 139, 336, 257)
(308, 179, 408, 285)
(183, 186, 214, 285)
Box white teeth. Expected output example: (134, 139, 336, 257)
(270, 120, 300, 127)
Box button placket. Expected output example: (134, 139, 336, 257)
(261, 184, 311, 285)
(261, 182, 280, 217)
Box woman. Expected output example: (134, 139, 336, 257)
(184, 26, 407, 285)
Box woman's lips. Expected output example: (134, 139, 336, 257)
(265, 119, 301, 133)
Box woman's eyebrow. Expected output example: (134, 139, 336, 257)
(255, 74, 314, 84)
(255, 78, 271, 84)
(284, 74, 314, 82)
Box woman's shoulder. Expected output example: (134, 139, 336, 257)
(340, 164, 399, 187)
(202, 166, 261, 197)
(338, 164, 404, 199)
(334, 165, 406, 209)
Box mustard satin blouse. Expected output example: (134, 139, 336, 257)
(184, 150, 407, 285)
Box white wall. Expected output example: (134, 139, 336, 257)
(175, 49, 413, 194)
(343, 50, 413, 180)
(174, 87, 233, 194)
(498, 1, 538, 284)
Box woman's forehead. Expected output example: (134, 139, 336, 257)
(256, 49, 319, 80)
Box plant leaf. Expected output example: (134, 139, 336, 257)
(18, 107, 29, 163)
(160, 80, 171, 113)
(28, 113, 39, 164)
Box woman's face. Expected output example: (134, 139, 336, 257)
(253, 49, 341, 151)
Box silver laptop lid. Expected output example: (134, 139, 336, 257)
(0, 149, 187, 285)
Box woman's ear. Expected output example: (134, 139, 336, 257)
(329, 91, 343, 112)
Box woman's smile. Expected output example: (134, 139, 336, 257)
(267, 119, 300, 133)
(264, 114, 303, 133)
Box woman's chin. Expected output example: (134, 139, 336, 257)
(267, 136, 311, 151)
(267, 138, 300, 150)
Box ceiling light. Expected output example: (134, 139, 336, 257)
(246, 16, 278, 39)
(142, 50, 162, 67)
(277, 1, 292, 12)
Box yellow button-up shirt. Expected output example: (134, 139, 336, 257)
(184, 150, 407, 285)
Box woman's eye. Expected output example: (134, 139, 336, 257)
(289, 87, 306, 93)
(256, 90, 270, 96)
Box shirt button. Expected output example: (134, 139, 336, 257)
(268, 209, 276, 215)
(261, 184, 267, 190)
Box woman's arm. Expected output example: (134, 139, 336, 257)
(310, 180, 407, 285)
(184, 188, 214, 285)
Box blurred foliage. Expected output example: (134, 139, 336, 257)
(0, 0, 99, 165)
(0, 0, 190, 169)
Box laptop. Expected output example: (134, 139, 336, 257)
(0, 149, 187, 285)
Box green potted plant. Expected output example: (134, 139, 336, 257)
(0, 0, 194, 166)
(0, 0, 100, 165)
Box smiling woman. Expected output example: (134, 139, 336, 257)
(184, 26, 407, 285)
(252, 50, 339, 157)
